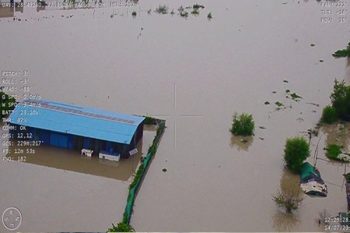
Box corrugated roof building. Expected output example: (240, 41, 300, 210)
(8, 99, 145, 160)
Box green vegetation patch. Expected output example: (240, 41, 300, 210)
(109, 117, 166, 232)
(284, 137, 310, 173)
(193, 4, 205, 10)
(275, 101, 284, 107)
(344, 173, 350, 183)
(332, 42, 350, 58)
(290, 92, 302, 101)
(107, 222, 135, 232)
(230, 113, 255, 136)
(191, 8, 199, 15)
(325, 144, 343, 161)
(321, 105, 338, 124)
(143, 115, 157, 125)
(330, 80, 350, 121)
(129, 164, 145, 190)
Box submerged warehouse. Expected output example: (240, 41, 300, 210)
(8, 99, 145, 161)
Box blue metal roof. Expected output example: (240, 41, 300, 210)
(9, 99, 145, 144)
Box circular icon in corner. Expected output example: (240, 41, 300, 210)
(2, 207, 22, 231)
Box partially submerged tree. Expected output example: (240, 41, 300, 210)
(332, 42, 350, 58)
(273, 192, 303, 213)
(321, 105, 338, 124)
(283, 137, 310, 173)
(230, 113, 255, 136)
(330, 80, 350, 121)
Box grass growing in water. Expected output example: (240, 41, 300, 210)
(273, 192, 303, 213)
(284, 137, 310, 173)
(155, 5, 168, 14)
(325, 144, 342, 160)
(230, 113, 255, 136)
(321, 105, 338, 124)
(108, 222, 135, 232)
(332, 42, 350, 58)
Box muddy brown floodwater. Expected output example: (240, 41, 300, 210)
(0, 0, 350, 232)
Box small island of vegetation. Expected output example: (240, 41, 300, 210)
(321, 80, 350, 124)
(332, 42, 350, 58)
(230, 113, 255, 136)
(283, 137, 310, 173)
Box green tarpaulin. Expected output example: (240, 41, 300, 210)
(300, 162, 321, 181)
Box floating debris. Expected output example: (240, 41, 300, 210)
(296, 117, 304, 122)
(264, 101, 270, 105)
(300, 162, 327, 197)
(306, 102, 320, 107)
(193, 4, 205, 10)
(207, 12, 212, 19)
(259, 126, 266, 129)
(155, 5, 168, 14)
(283, 80, 289, 83)
(191, 8, 199, 15)
(290, 92, 302, 101)
(275, 101, 284, 107)
(180, 11, 189, 18)
(240, 138, 248, 144)
(310, 43, 315, 47)
(162, 168, 167, 172)
(132, 11, 137, 17)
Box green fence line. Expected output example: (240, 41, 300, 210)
(116, 118, 166, 230)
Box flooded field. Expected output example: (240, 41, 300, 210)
(1, 0, 350, 232)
